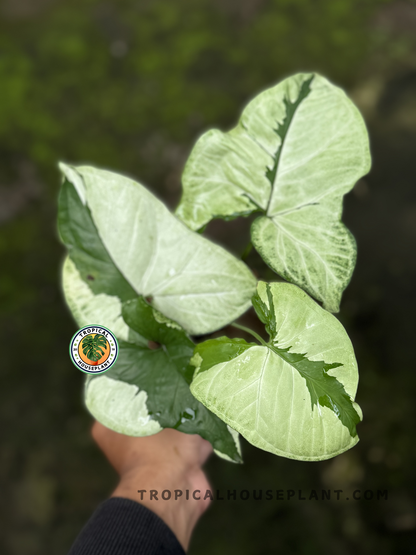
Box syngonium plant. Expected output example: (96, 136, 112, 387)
(58, 72, 370, 463)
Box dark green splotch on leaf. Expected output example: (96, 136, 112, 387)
(251, 284, 277, 340)
(58, 179, 137, 301)
(269, 346, 359, 438)
(265, 75, 314, 195)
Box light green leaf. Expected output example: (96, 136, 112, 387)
(59, 177, 147, 345)
(62, 256, 146, 346)
(59, 165, 256, 335)
(86, 297, 242, 463)
(176, 73, 371, 312)
(85, 375, 163, 437)
(190, 281, 362, 461)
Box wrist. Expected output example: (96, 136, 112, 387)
(111, 463, 211, 551)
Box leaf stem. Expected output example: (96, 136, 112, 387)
(241, 241, 253, 261)
(231, 323, 268, 346)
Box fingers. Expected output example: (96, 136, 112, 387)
(199, 438, 213, 466)
(91, 420, 106, 446)
(91, 420, 214, 474)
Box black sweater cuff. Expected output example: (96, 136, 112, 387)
(68, 497, 186, 555)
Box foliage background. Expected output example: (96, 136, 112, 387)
(1, 0, 416, 553)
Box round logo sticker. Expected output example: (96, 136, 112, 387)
(69, 325, 119, 374)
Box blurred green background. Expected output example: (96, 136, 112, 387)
(1, 0, 416, 553)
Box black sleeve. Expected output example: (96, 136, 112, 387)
(68, 497, 186, 555)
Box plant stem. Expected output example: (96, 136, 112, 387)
(231, 322, 268, 346)
(241, 241, 253, 261)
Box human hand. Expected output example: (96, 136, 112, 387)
(92, 421, 213, 551)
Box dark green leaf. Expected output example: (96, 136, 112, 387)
(191, 336, 256, 376)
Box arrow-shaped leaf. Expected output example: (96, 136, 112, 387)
(190, 281, 362, 461)
(176, 73, 371, 312)
(59, 165, 256, 335)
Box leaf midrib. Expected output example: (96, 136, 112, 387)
(266, 75, 315, 216)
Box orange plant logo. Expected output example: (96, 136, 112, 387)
(69, 325, 118, 374)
